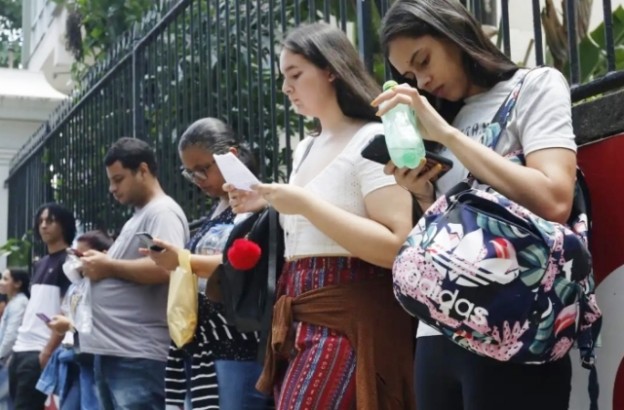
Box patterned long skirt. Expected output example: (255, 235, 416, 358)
(274, 257, 388, 410)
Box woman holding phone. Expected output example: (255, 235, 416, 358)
(226, 23, 415, 409)
(372, 1, 578, 409)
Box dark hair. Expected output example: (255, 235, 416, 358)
(178, 118, 259, 176)
(381, 0, 518, 124)
(33, 202, 77, 246)
(104, 137, 158, 176)
(282, 23, 381, 133)
(7, 268, 30, 298)
(76, 230, 114, 252)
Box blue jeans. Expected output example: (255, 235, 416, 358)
(214, 360, 270, 410)
(0, 365, 12, 410)
(59, 358, 79, 410)
(94, 355, 166, 410)
(78, 355, 98, 410)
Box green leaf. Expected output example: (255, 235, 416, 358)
(0, 234, 32, 267)
(567, 5, 624, 82)
(589, 6, 624, 48)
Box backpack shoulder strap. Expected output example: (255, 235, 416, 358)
(466, 68, 539, 184)
(487, 69, 534, 151)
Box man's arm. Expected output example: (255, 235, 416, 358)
(83, 205, 188, 284)
(81, 251, 169, 285)
(39, 332, 64, 368)
(107, 257, 169, 284)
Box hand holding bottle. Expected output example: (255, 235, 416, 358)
(377, 80, 425, 169)
(372, 82, 456, 148)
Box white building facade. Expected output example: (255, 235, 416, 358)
(1, 0, 73, 269)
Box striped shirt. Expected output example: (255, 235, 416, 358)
(164, 206, 261, 409)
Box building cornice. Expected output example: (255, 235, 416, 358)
(0, 148, 17, 165)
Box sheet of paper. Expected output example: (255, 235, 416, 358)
(213, 152, 261, 191)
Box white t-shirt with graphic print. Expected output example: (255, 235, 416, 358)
(418, 67, 577, 338)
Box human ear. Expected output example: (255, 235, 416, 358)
(139, 162, 150, 177)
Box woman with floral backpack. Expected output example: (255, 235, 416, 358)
(371, 1, 601, 410)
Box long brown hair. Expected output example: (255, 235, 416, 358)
(283, 23, 381, 134)
(381, 0, 518, 124)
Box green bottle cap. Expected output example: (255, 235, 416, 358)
(383, 80, 398, 91)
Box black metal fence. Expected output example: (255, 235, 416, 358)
(6, 0, 624, 247)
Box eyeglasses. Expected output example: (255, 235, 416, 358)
(180, 161, 216, 183)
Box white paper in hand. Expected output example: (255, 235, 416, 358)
(213, 152, 260, 191)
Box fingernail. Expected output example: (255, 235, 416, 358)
(370, 99, 379, 107)
(375, 111, 381, 117)
(436, 163, 443, 170)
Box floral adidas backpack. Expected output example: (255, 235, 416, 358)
(392, 71, 602, 404)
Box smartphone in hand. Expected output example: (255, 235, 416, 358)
(36, 313, 51, 324)
(361, 134, 453, 180)
(135, 232, 165, 252)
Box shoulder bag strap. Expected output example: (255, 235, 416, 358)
(257, 206, 279, 363)
(294, 138, 315, 174)
(465, 69, 532, 184)
(486, 72, 529, 151)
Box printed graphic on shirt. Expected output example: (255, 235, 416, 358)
(461, 121, 490, 140)
(195, 223, 234, 256)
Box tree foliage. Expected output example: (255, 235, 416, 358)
(53, 0, 156, 77)
(0, 0, 22, 68)
(0, 233, 32, 268)
(542, 1, 624, 85)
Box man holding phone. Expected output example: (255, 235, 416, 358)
(78, 138, 189, 410)
(10, 203, 76, 410)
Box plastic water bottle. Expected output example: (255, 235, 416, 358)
(380, 80, 426, 169)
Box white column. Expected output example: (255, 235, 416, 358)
(0, 149, 16, 271)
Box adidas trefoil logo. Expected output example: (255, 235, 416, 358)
(428, 225, 520, 287)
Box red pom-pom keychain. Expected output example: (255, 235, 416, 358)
(227, 238, 262, 270)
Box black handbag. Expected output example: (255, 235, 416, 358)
(218, 206, 284, 338)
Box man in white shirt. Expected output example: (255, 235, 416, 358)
(10, 203, 76, 409)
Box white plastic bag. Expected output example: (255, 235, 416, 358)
(62, 256, 93, 334)
(71, 278, 93, 334)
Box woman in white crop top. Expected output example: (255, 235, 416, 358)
(227, 23, 416, 409)
(372, 1, 578, 410)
